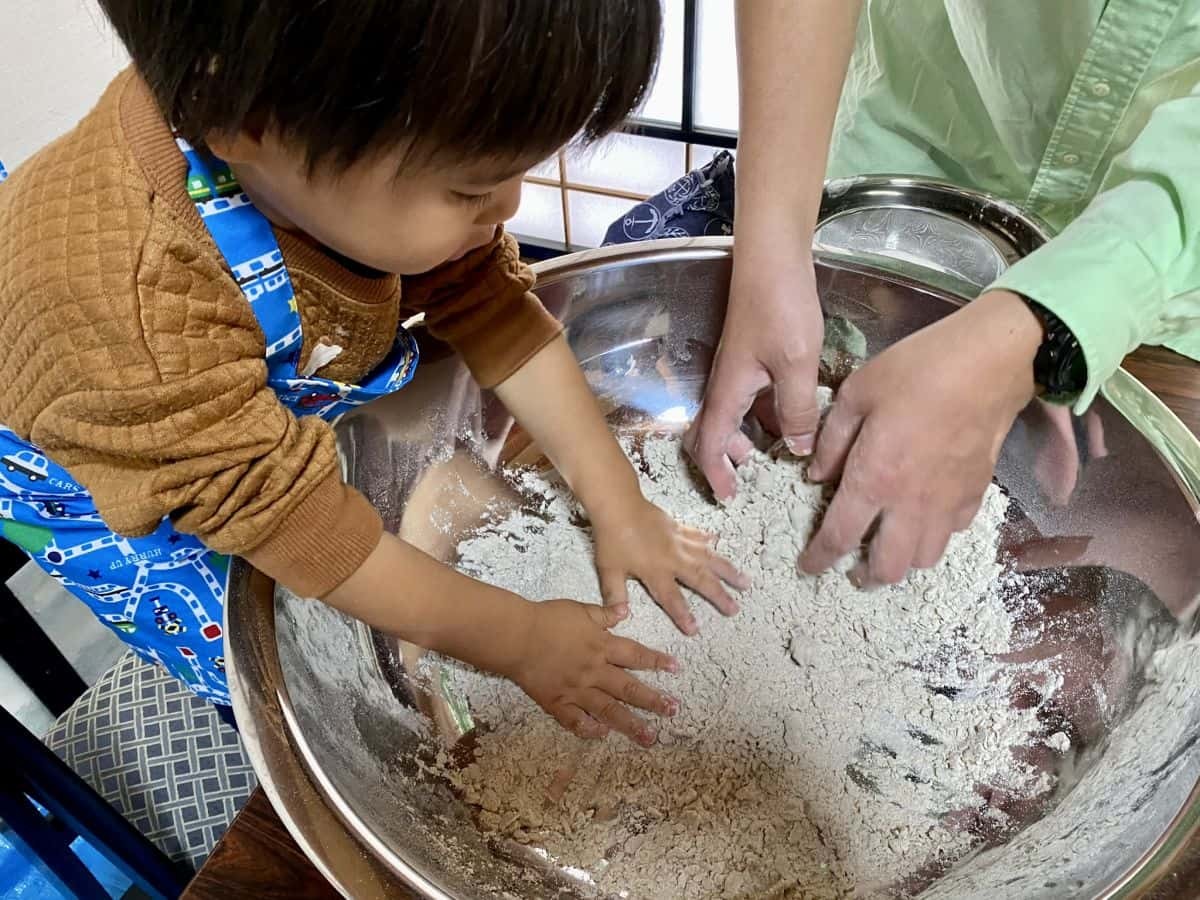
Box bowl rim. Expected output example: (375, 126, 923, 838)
(226, 235, 1200, 900)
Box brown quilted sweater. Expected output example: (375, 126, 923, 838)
(0, 71, 561, 598)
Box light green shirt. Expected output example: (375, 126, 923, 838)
(829, 0, 1200, 410)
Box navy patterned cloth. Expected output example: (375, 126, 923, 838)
(601, 151, 869, 390)
(603, 151, 735, 245)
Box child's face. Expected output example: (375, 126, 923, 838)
(211, 131, 537, 274)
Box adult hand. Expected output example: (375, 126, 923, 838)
(800, 290, 1044, 585)
(688, 247, 826, 500)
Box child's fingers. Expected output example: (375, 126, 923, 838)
(597, 566, 629, 608)
(678, 566, 739, 616)
(647, 578, 697, 635)
(550, 703, 609, 740)
(586, 602, 629, 630)
(682, 532, 751, 590)
(708, 553, 751, 591)
(579, 687, 657, 747)
(545, 747, 588, 803)
(681, 526, 716, 546)
(604, 634, 679, 673)
(597, 668, 679, 718)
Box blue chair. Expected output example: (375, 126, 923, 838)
(0, 539, 192, 898)
(1, 702, 191, 899)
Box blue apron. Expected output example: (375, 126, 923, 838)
(0, 144, 418, 704)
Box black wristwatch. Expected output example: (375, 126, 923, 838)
(1025, 299, 1088, 405)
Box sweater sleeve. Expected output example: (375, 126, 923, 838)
(22, 255, 381, 601)
(400, 229, 563, 388)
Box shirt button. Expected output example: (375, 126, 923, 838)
(1062, 152, 1081, 166)
(1091, 81, 1111, 98)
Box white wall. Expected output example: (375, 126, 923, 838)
(0, 0, 127, 170)
(0, 0, 738, 248)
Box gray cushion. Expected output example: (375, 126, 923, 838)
(42, 650, 257, 871)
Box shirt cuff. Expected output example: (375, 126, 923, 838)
(989, 222, 1166, 414)
(242, 471, 383, 598)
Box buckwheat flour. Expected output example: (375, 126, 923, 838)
(439, 433, 1055, 898)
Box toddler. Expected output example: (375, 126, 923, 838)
(0, 0, 745, 744)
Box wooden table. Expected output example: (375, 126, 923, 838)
(183, 345, 1200, 900)
(182, 790, 353, 900)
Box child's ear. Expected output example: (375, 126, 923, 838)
(204, 130, 265, 165)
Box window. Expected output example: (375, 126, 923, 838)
(511, 0, 739, 255)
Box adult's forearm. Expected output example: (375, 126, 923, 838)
(734, 0, 861, 238)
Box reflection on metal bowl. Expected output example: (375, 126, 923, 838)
(227, 185, 1200, 899)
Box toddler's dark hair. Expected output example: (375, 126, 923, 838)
(98, 0, 662, 171)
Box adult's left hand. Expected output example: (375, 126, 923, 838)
(800, 290, 1044, 585)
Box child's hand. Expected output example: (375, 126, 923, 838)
(593, 498, 749, 635)
(509, 600, 680, 747)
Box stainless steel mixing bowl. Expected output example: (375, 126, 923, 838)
(226, 181, 1200, 899)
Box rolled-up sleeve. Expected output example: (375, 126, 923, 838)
(991, 82, 1200, 412)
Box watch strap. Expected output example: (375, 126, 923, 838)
(1027, 300, 1088, 404)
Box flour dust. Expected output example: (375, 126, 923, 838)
(435, 432, 1059, 898)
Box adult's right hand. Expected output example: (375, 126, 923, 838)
(799, 290, 1043, 585)
(687, 246, 826, 500)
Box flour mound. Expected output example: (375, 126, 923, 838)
(441, 437, 1052, 898)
